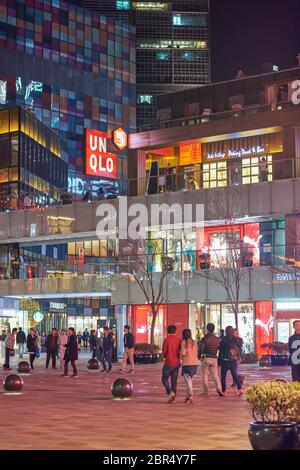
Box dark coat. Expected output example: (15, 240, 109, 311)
(45, 334, 59, 352)
(16, 330, 26, 344)
(64, 335, 78, 362)
(103, 333, 114, 352)
(124, 332, 134, 349)
(27, 334, 37, 353)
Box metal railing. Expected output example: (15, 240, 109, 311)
(0, 156, 296, 212)
(136, 100, 294, 132)
(1, 244, 299, 281)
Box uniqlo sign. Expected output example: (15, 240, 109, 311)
(85, 129, 117, 179)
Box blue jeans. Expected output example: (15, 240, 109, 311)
(102, 349, 112, 371)
(221, 360, 242, 392)
(161, 365, 180, 395)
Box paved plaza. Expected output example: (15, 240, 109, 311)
(0, 354, 292, 450)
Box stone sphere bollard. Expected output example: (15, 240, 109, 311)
(111, 378, 133, 399)
(87, 358, 100, 370)
(17, 361, 30, 374)
(3, 374, 24, 392)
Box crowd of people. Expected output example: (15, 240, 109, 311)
(1, 320, 300, 401)
(1, 324, 135, 378)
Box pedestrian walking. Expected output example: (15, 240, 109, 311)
(231, 328, 244, 387)
(58, 329, 68, 368)
(120, 325, 135, 373)
(96, 330, 104, 362)
(89, 330, 97, 359)
(16, 327, 26, 358)
(161, 325, 181, 403)
(101, 327, 114, 373)
(26, 328, 38, 370)
(77, 332, 82, 352)
(219, 326, 244, 396)
(0, 330, 6, 360)
(82, 329, 89, 350)
(45, 328, 59, 369)
(61, 327, 78, 378)
(200, 323, 224, 397)
(180, 329, 199, 403)
(3, 328, 17, 371)
(288, 320, 300, 382)
(41, 332, 47, 353)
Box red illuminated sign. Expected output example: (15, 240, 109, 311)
(85, 129, 117, 179)
(112, 127, 127, 150)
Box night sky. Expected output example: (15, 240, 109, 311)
(211, 0, 300, 82)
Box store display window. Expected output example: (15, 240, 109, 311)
(221, 303, 254, 353)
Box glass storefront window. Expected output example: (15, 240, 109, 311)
(242, 155, 272, 184)
(221, 303, 254, 353)
(203, 161, 227, 188)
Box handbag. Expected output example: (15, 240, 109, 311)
(9, 349, 15, 357)
(34, 346, 40, 358)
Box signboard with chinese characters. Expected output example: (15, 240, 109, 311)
(85, 129, 117, 179)
(179, 143, 201, 165)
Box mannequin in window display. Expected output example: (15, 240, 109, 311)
(183, 241, 192, 271)
(199, 250, 211, 270)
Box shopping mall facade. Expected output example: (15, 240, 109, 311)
(1, 66, 300, 357)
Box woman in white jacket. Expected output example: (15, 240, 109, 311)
(58, 329, 68, 368)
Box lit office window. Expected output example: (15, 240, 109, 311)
(138, 95, 153, 104)
(173, 14, 208, 26)
(116, 1, 131, 9)
(156, 52, 171, 61)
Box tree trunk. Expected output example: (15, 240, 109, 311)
(233, 302, 239, 331)
(150, 305, 158, 345)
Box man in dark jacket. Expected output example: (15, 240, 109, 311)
(288, 320, 300, 382)
(45, 328, 59, 369)
(16, 327, 26, 358)
(200, 323, 224, 396)
(101, 327, 114, 373)
(61, 327, 78, 378)
(89, 330, 97, 359)
(120, 325, 135, 373)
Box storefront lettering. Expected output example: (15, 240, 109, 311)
(85, 129, 117, 179)
(207, 146, 265, 160)
(276, 272, 300, 281)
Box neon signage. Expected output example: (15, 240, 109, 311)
(112, 127, 127, 150)
(207, 146, 265, 160)
(85, 129, 117, 179)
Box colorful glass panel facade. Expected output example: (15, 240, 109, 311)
(0, 0, 136, 186)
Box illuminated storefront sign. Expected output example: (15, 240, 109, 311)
(112, 127, 127, 150)
(207, 145, 265, 160)
(50, 302, 65, 310)
(85, 129, 117, 179)
(179, 143, 201, 165)
(33, 310, 44, 322)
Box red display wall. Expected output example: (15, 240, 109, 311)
(132, 304, 188, 346)
(255, 301, 274, 356)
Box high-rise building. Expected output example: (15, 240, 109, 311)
(80, 1, 211, 127)
(0, 0, 136, 196)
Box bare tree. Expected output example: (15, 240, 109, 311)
(197, 187, 253, 330)
(116, 238, 171, 345)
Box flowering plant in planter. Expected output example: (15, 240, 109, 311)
(245, 381, 300, 450)
(246, 381, 298, 422)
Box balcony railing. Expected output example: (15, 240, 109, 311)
(136, 100, 294, 132)
(0, 156, 296, 211)
(1, 244, 300, 281)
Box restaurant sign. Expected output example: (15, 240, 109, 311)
(207, 145, 265, 160)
